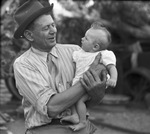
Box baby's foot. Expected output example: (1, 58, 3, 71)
(69, 121, 87, 131)
(61, 114, 79, 124)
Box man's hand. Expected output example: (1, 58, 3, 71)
(80, 69, 107, 104)
(80, 53, 107, 104)
(90, 53, 107, 78)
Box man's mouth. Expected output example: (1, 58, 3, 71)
(48, 37, 55, 42)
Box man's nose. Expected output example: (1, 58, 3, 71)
(49, 26, 57, 33)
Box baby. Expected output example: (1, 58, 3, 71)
(61, 21, 118, 131)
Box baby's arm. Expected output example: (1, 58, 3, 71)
(106, 64, 118, 87)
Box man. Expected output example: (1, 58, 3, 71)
(13, 1, 107, 134)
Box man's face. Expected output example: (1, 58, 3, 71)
(31, 14, 57, 52)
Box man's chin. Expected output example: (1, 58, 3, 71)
(52, 42, 56, 46)
(48, 40, 56, 46)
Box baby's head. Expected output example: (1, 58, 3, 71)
(81, 21, 111, 52)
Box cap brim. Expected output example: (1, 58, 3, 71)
(14, 4, 53, 39)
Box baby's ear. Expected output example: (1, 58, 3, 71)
(93, 44, 100, 51)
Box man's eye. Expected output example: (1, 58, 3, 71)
(43, 26, 49, 30)
(52, 23, 56, 27)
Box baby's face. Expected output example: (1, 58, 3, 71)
(81, 29, 98, 52)
(81, 29, 107, 52)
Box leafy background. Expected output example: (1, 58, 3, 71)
(1, 0, 150, 98)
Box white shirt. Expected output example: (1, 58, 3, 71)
(13, 44, 80, 129)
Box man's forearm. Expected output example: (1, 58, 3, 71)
(47, 81, 85, 117)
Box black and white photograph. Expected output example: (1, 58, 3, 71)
(1, 0, 150, 134)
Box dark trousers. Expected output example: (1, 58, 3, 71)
(25, 119, 97, 134)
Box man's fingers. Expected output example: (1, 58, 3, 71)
(83, 71, 90, 86)
(90, 52, 101, 68)
(93, 52, 101, 65)
(90, 69, 100, 82)
(101, 70, 107, 82)
(86, 70, 95, 84)
(80, 78, 89, 91)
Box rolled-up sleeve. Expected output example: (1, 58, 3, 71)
(13, 61, 56, 116)
(36, 89, 56, 117)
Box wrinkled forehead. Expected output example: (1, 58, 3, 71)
(34, 14, 54, 26)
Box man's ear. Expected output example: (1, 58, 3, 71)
(93, 43, 100, 51)
(24, 30, 34, 42)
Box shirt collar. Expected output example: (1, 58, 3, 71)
(31, 46, 58, 62)
(49, 45, 58, 58)
(31, 47, 48, 62)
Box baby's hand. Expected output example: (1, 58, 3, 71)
(106, 79, 116, 87)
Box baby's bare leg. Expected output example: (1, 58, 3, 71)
(69, 94, 89, 131)
(61, 105, 79, 124)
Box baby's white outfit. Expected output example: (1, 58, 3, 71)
(72, 49, 116, 85)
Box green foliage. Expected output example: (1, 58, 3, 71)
(98, 1, 150, 44)
(56, 1, 150, 46)
(1, 0, 150, 78)
(57, 17, 91, 45)
(100, 1, 150, 27)
(1, 0, 29, 78)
